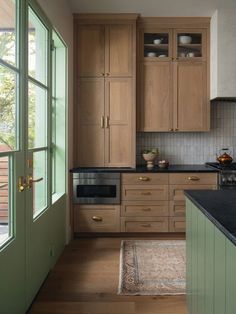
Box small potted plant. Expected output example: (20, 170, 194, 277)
(142, 148, 159, 169)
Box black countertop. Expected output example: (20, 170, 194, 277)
(70, 164, 218, 173)
(185, 190, 236, 246)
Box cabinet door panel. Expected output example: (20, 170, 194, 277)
(106, 24, 133, 77)
(174, 62, 209, 131)
(139, 62, 172, 131)
(78, 25, 105, 77)
(77, 78, 105, 166)
(105, 78, 134, 167)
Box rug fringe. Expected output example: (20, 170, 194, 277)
(117, 240, 125, 295)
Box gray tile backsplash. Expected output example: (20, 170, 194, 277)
(136, 101, 236, 165)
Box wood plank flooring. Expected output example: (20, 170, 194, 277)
(29, 236, 187, 314)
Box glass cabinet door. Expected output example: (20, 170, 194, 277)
(174, 29, 206, 61)
(142, 29, 172, 60)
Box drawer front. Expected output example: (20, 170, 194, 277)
(122, 173, 168, 185)
(121, 217, 168, 232)
(74, 205, 120, 233)
(169, 184, 217, 201)
(121, 201, 169, 217)
(169, 201, 185, 216)
(169, 217, 186, 232)
(122, 185, 168, 201)
(169, 173, 218, 185)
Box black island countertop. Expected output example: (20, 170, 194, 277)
(185, 190, 236, 246)
(70, 164, 218, 173)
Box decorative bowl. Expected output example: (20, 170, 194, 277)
(147, 52, 157, 57)
(142, 152, 158, 169)
(158, 160, 169, 169)
(153, 38, 163, 45)
(179, 35, 192, 44)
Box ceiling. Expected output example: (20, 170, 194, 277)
(68, 0, 236, 16)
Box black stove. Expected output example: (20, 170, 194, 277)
(206, 162, 236, 188)
(206, 162, 236, 171)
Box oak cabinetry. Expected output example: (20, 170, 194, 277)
(169, 173, 218, 232)
(74, 205, 120, 233)
(121, 173, 169, 232)
(137, 18, 210, 132)
(75, 14, 137, 167)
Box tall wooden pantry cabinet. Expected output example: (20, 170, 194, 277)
(74, 14, 138, 167)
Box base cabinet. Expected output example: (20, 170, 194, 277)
(74, 205, 120, 233)
(186, 199, 236, 314)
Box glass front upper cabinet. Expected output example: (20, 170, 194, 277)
(174, 29, 206, 60)
(143, 29, 172, 60)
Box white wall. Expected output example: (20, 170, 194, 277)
(69, 0, 236, 15)
(37, 0, 74, 241)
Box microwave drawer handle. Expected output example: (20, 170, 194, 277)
(188, 176, 200, 181)
(138, 176, 150, 182)
(141, 223, 151, 228)
(92, 216, 103, 222)
(141, 192, 151, 195)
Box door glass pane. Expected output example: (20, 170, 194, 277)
(0, 0, 16, 66)
(0, 156, 11, 245)
(32, 150, 47, 218)
(0, 64, 17, 152)
(28, 7, 48, 84)
(144, 32, 169, 59)
(177, 33, 202, 59)
(28, 82, 47, 149)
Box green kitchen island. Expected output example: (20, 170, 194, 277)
(185, 190, 236, 314)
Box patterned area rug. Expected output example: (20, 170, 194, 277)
(118, 240, 186, 295)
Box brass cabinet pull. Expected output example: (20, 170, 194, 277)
(106, 73, 110, 76)
(169, 128, 173, 131)
(138, 176, 150, 181)
(92, 216, 103, 222)
(141, 223, 151, 228)
(105, 116, 109, 128)
(188, 176, 200, 181)
(175, 128, 179, 131)
(141, 192, 151, 195)
(142, 208, 151, 211)
(101, 73, 105, 76)
(101, 116, 105, 128)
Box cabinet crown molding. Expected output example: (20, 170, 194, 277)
(74, 13, 139, 24)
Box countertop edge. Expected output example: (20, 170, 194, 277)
(185, 192, 236, 246)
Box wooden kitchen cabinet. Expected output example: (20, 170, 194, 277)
(75, 14, 137, 167)
(139, 62, 173, 131)
(137, 18, 210, 132)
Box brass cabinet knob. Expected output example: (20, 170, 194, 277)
(169, 128, 173, 131)
(188, 176, 200, 181)
(101, 73, 105, 76)
(106, 73, 110, 76)
(92, 216, 103, 222)
(142, 208, 151, 211)
(138, 176, 150, 181)
(141, 192, 151, 195)
(141, 224, 151, 228)
(175, 128, 179, 131)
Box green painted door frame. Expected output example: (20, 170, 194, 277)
(0, 1, 67, 313)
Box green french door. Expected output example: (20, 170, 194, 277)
(0, 1, 67, 313)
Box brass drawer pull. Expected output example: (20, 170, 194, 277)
(141, 224, 151, 228)
(138, 176, 150, 181)
(188, 176, 200, 181)
(92, 216, 103, 222)
(142, 208, 151, 211)
(101, 116, 105, 128)
(141, 192, 151, 195)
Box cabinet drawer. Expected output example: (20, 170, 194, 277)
(169, 173, 218, 185)
(122, 185, 168, 201)
(74, 205, 120, 233)
(121, 201, 169, 217)
(169, 201, 185, 216)
(169, 217, 186, 232)
(121, 217, 168, 232)
(169, 184, 217, 201)
(122, 173, 168, 185)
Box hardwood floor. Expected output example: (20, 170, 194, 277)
(29, 236, 187, 314)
